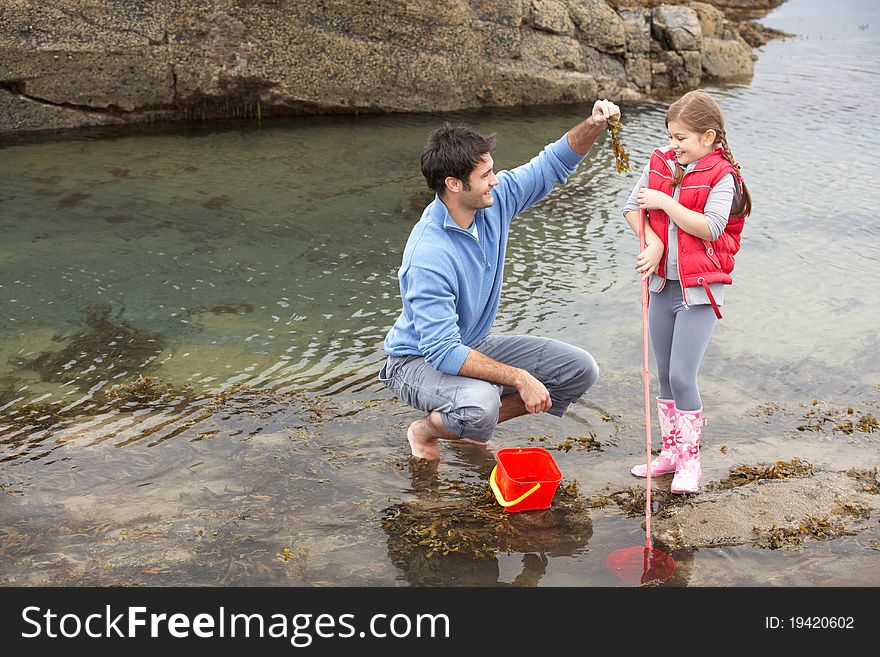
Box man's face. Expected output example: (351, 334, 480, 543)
(460, 154, 498, 210)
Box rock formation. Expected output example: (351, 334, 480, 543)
(0, 0, 782, 134)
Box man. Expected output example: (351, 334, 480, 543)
(381, 99, 620, 460)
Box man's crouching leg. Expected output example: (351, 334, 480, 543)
(407, 412, 450, 461)
(543, 343, 599, 417)
(408, 382, 501, 460)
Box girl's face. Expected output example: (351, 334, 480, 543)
(666, 119, 716, 166)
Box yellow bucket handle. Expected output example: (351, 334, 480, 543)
(489, 465, 541, 508)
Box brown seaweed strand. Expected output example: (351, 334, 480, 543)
(607, 115, 631, 174)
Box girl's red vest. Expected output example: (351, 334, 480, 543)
(647, 146, 745, 316)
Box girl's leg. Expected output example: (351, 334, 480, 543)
(647, 286, 676, 400)
(631, 286, 679, 477)
(667, 303, 717, 493)
(667, 304, 717, 411)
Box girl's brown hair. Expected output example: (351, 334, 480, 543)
(666, 89, 751, 218)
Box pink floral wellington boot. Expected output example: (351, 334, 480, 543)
(670, 408, 703, 494)
(631, 398, 679, 477)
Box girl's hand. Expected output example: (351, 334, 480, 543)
(637, 186, 670, 211)
(636, 241, 663, 279)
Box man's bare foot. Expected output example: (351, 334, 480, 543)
(460, 436, 500, 456)
(407, 417, 441, 460)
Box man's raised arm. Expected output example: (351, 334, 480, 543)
(567, 98, 620, 155)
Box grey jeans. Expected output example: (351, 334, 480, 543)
(379, 335, 599, 442)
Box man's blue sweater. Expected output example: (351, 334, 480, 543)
(383, 134, 586, 375)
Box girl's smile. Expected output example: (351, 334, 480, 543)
(667, 119, 716, 166)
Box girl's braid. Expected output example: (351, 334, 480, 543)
(720, 132, 752, 217)
(671, 160, 685, 186)
(720, 134, 742, 178)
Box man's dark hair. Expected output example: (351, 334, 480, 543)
(420, 123, 497, 196)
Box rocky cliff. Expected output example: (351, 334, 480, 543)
(0, 0, 783, 134)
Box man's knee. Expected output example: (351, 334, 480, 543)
(443, 385, 501, 442)
(565, 349, 599, 396)
(545, 348, 598, 417)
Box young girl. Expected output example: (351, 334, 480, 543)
(623, 89, 752, 494)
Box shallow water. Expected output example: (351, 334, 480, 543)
(1, 0, 879, 586)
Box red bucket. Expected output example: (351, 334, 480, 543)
(489, 447, 562, 512)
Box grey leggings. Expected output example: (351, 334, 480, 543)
(648, 283, 717, 412)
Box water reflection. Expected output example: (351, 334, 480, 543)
(382, 456, 593, 587)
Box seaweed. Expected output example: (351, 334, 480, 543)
(1, 375, 330, 459)
(104, 374, 186, 405)
(0, 528, 43, 559)
(831, 499, 872, 520)
(582, 483, 684, 517)
(707, 458, 813, 491)
(528, 433, 602, 452)
(845, 466, 880, 494)
(206, 303, 254, 315)
(275, 546, 308, 572)
(607, 114, 631, 174)
(754, 515, 856, 549)
(380, 475, 592, 585)
(796, 399, 878, 435)
(0, 400, 69, 436)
